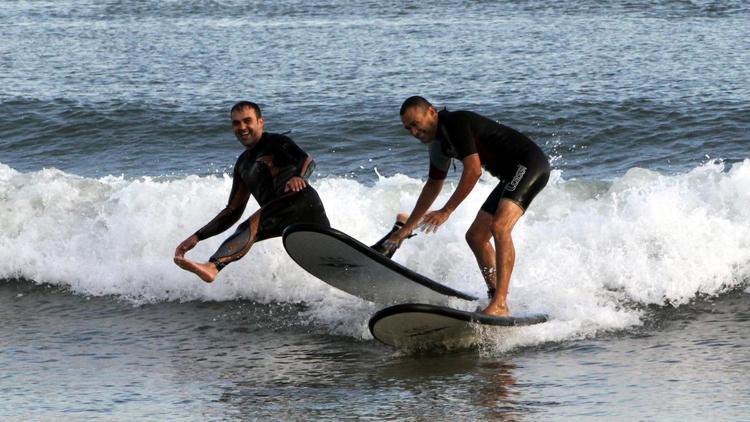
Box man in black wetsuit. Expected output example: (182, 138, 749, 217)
(174, 101, 329, 282)
(383, 96, 549, 317)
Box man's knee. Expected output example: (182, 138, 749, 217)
(465, 226, 489, 249)
(491, 216, 516, 241)
(491, 201, 523, 237)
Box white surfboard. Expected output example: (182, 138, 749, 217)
(282, 223, 478, 304)
(369, 303, 548, 349)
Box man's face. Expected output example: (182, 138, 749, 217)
(401, 105, 438, 144)
(231, 107, 265, 147)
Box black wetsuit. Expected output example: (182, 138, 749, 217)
(194, 132, 329, 269)
(429, 109, 550, 213)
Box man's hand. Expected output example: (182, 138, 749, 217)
(174, 234, 199, 259)
(419, 208, 452, 233)
(284, 176, 307, 192)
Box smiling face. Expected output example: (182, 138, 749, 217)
(231, 106, 265, 147)
(401, 104, 438, 144)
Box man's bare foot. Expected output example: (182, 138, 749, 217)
(173, 256, 218, 283)
(482, 303, 510, 317)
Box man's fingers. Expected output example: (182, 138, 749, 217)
(285, 178, 307, 192)
(420, 220, 441, 234)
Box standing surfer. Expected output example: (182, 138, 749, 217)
(382, 96, 550, 316)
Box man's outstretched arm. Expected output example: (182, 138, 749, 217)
(386, 177, 444, 246)
(420, 153, 482, 232)
(174, 176, 250, 258)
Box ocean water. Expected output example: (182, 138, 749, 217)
(2, 0, 750, 420)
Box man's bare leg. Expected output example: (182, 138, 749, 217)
(482, 200, 524, 317)
(465, 211, 497, 296)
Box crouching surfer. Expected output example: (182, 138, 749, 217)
(174, 101, 329, 282)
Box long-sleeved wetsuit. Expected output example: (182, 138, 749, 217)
(194, 132, 329, 269)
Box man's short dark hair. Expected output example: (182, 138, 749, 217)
(230, 101, 262, 117)
(400, 96, 433, 115)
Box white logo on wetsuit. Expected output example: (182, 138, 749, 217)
(506, 164, 527, 192)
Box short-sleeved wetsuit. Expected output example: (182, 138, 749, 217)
(194, 132, 329, 269)
(429, 109, 550, 213)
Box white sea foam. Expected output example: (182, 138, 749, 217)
(1, 160, 749, 345)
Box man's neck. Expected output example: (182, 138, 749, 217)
(244, 131, 265, 150)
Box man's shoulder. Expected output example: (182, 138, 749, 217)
(444, 110, 505, 137)
(264, 131, 294, 143)
(235, 148, 252, 165)
(445, 109, 485, 121)
(439, 109, 481, 127)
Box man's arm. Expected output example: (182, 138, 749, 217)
(285, 155, 315, 192)
(385, 177, 444, 247)
(193, 181, 250, 241)
(174, 174, 250, 258)
(420, 153, 482, 232)
(272, 134, 316, 193)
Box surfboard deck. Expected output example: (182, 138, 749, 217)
(369, 303, 548, 349)
(282, 223, 478, 304)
